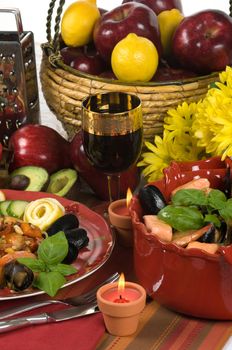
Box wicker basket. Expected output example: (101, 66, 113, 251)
(40, 0, 232, 142)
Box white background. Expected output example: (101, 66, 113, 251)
(0, 0, 229, 135)
(0, 0, 229, 44)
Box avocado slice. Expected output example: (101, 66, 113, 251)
(9, 166, 49, 191)
(46, 168, 78, 197)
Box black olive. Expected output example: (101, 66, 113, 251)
(62, 242, 79, 264)
(138, 185, 167, 215)
(4, 261, 34, 291)
(9, 175, 30, 191)
(47, 213, 79, 236)
(65, 228, 89, 250)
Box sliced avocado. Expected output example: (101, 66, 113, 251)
(46, 168, 78, 197)
(10, 166, 49, 191)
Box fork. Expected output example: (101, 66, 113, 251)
(0, 272, 120, 320)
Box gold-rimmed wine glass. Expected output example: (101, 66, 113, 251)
(81, 91, 143, 202)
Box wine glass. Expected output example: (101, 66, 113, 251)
(81, 91, 143, 202)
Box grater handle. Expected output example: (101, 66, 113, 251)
(0, 8, 23, 38)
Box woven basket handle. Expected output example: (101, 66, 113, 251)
(45, 0, 232, 55)
(45, 0, 65, 55)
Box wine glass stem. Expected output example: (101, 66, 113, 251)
(107, 175, 113, 203)
(116, 173, 121, 200)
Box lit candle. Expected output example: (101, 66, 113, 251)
(112, 188, 132, 216)
(113, 203, 130, 217)
(97, 273, 146, 336)
(108, 189, 133, 247)
(102, 273, 140, 303)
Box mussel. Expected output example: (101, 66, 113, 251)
(65, 228, 89, 250)
(63, 228, 89, 264)
(47, 213, 79, 236)
(63, 243, 79, 264)
(197, 224, 216, 243)
(3, 260, 34, 291)
(197, 223, 226, 244)
(138, 185, 167, 215)
(47, 213, 89, 264)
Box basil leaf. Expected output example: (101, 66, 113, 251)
(204, 214, 221, 228)
(38, 231, 68, 265)
(219, 198, 232, 222)
(33, 271, 66, 297)
(171, 189, 207, 206)
(17, 258, 46, 272)
(49, 263, 77, 276)
(158, 205, 204, 231)
(207, 189, 227, 210)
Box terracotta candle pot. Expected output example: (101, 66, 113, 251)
(108, 198, 133, 247)
(97, 281, 146, 336)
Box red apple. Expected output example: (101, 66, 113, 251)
(93, 2, 162, 63)
(8, 124, 72, 174)
(70, 131, 140, 200)
(70, 46, 107, 75)
(171, 10, 232, 74)
(60, 46, 83, 65)
(122, 0, 182, 15)
(99, 69, 117, 80)
(99, 7, 107, 15)
(152, 65, 197, 81)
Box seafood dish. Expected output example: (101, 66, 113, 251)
(130, 157, 232, 319)
(0, 196, 89, 296)
(138, 178, 230, 254)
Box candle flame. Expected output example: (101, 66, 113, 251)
(126, 188, 132, 208)
(118, 273, 126, 295)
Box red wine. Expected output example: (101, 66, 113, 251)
(83, 128, 143, 174)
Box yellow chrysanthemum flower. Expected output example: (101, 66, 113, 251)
(138, 131, 173, 181)
(219, 65, 232, 86)
(193, 65, 232, 160)
(138, 65, 232, 181)
(164, 101, 198, 138)
(139, 102, 204, 181)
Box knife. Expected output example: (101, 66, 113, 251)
(0, 302, 99, 333)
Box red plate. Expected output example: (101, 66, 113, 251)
(0, 190, 114, 300)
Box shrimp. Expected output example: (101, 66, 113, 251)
(0, 251, 36, 266)
(172, 224, 213, 247)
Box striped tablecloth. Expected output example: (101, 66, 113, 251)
(97, 299, 232, 350)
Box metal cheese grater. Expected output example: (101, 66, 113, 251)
(0, 7, 40, 148)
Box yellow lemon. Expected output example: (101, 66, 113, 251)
(158, 9, 184, 56)
(24, 198, 65, 231)
(111, 33, 159, 83)
(61, 0, 100, 47)
(85, 0, 97, 3)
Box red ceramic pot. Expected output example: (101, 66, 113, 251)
(130, 156, 232, 320)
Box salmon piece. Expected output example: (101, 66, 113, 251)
(143, 215, 172, 242)
(186, 241, 219, 254)
(0, 251, 36, 266)
(171, 178, 210, 196)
